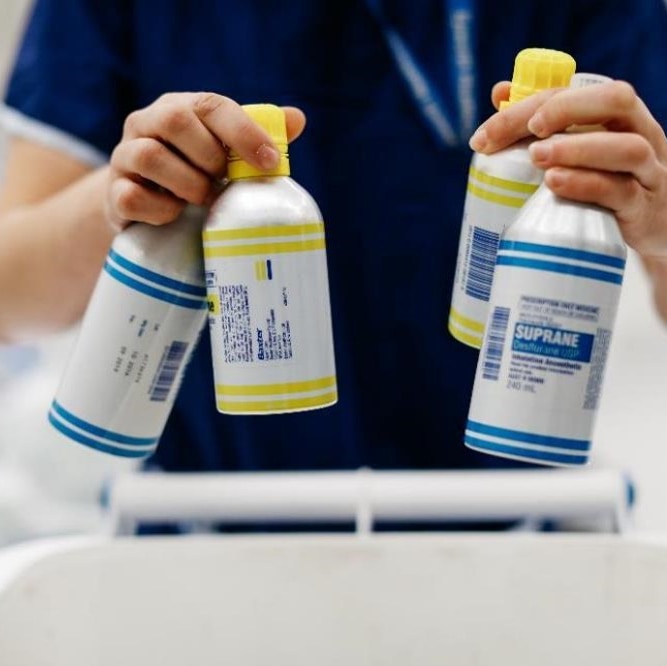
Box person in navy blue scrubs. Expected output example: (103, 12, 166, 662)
(1, 1, 667, 507)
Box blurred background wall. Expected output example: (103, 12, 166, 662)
(0, 0, 28, 78)
(0, 1, 137, 545)
(0, 0, 31, 176)
(0, 0, 665, 542)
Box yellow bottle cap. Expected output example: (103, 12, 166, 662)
(228, 103, 290, 180)
(500, 48, 576, 109)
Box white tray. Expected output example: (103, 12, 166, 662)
(0, 532, 665, 665)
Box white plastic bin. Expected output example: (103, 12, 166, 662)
(0, 532, 667, 665)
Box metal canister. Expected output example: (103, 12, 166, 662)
(203, 104, 337, 415)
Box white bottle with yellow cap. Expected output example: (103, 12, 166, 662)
(204, 104, 337, 414)
(465, 72, 624, 467)
(449, 48, 576, 349)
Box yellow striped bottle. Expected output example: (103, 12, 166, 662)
(449, 48, 576, 348)
(203, 104, 337, 414)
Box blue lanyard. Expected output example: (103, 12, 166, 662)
(365, 0, 478, 148)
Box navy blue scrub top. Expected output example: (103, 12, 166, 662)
(5, 0, 667, 475)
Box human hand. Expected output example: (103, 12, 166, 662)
(469, 80, 667, 262)
(106, 93, 306, 231)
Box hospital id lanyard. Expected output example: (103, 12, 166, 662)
(365, 0, 478, 148)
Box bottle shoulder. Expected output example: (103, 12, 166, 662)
(504, 185, 626, 259)
(110, 205, 206, 284)
(207, 176, 322, 229)
(471, 138, 542, 185)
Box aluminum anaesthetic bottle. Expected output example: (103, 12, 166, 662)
(49, 206, 208, 458)
(204, 104, 337, 414)
(449, 48, 576, 348)
(465, 180, 626, 467)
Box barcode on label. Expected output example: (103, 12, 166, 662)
(149, 341, 189, 402)
(481, 306, 510, 381)
(583, 328, 611, 410)
(465, 226, 500, 302)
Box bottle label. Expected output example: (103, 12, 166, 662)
(204, 222, 337, 414)
(466, 240, 625, 466)
(449, 163, 540, 348)
(50, 250, 207, 458)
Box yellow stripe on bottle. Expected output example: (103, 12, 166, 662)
(448, 322, 483, 349)
(203, 222, 325, 242)
(466, 182, 528, 209)
(468, 166, 540, 195)
(204, 238, 325, 258)
(218, 391, 338, 413)
(448, 308, 484, 348)
(216, 375, 336, 397)
(449, 307, 485, 334)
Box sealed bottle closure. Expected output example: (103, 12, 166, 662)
(227, 104, 290, 180)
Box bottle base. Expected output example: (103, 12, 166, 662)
(48, 404, 157, 459)
(448, 309, 484, 349)
(465, 440, 589, 468)
(217, 395, 338, 416)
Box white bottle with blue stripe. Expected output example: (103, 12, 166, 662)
(49, 205, 208, 458)
(465, 181, 626, 466)
(449, 48, 576, 348)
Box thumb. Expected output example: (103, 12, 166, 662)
(283, 106, 307, 143)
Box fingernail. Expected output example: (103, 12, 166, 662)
(529, 141, 552, 164)
(545, 168, 564, 188)
(469, 128, 488, 152)
(527, 113, 546, 137)
(257, 144, 279, 169)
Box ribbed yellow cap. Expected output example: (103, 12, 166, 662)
(228, 103, 290, 180)
(500, 48, 576, 109)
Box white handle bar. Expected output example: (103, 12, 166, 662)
(106, 468, 630, 536)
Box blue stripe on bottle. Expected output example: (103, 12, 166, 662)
(51, 400, 159, 447)
(49, 411, 153, 459)
(495, 256, 623, 285)
(466, 420, 590, 451)
(104, 262, 207, 310)
(109, 249, 206, 297)
(498, 241, 626, 270)
(465, 435, 588, 466)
